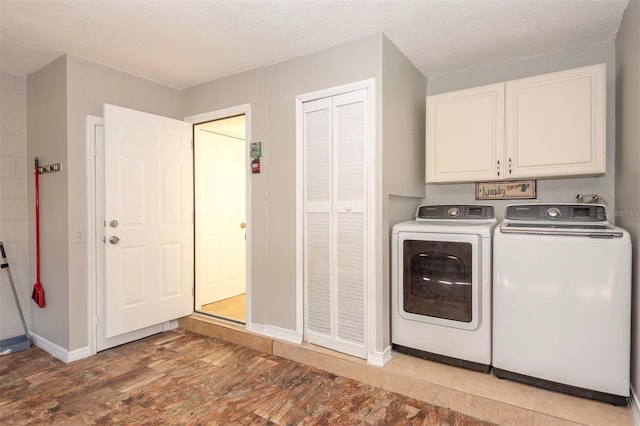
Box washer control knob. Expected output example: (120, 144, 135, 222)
(546, 207, 561, 219)
(447, 207, 460, 217)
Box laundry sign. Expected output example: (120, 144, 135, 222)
(476, 180, 536, 200)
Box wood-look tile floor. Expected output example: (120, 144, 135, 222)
(1, 330, 496, 425)
(200, 294, 246, 323)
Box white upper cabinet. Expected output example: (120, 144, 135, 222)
(426, 83, 504, 182)
(506, 64, 606, 179)
(426, 63, 606, 183)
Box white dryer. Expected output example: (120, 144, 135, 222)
(391, 204, 496, 373)
(493, 203, 631, 406)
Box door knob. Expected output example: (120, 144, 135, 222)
(240, 222, 246, 229)
(109, 236, 120, 245)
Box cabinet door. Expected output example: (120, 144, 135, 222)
(505, 64, 606, 178)
(302, 90, 368, 359)
(426, 84, 504, 183)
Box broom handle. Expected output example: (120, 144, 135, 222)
(0, 242, 30, 337)
(35, 158, 40, 283)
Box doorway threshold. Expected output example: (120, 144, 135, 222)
(179, 314, 271, 354)
(195, 310, 245, 326)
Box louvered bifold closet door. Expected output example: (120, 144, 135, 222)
(303, 98, 333, 338)
(303, 90, 368, 359)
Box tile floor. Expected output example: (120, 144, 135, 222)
(199, 293, 246, 322)
(1, 330, 494, 425)
(180, 315, 635, 426)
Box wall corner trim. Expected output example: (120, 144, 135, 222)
(31, 333, 91, 363)
(630, 386, 640, 426)
(367, 345, 392, 367)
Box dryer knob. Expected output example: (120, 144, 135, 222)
(447, 207, 460, 217)
(546, 207, 561, 219)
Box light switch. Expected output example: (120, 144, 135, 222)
(73, 228, 87, 243)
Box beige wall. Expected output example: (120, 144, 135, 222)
(26, 34, 417, 353)
(184, 34, 426, 354)
(425, 43, 617, 219)
(27, 55, 182, 351)
(183, 34, 383, 333)
(615, 0, 640, 399)
(22, 31, 627, 365)
(27, 56, 69, 348)
(263, 34, 381, 330)
(181, 68, 268, 325)
(65, 56, 182, 350)
(380, 36, 427, 351)
(0, 72, 30, 341)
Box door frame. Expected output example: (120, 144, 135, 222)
(87, 115, 101, 355)
(86, 103, 252, 355)
(295, 79, 378, 361)
(185, 104, 253, 328)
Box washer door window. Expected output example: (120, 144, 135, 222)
(399, 232, 480, 331)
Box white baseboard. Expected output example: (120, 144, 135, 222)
(67, 346, 91, 362)
(31, 333, 91, 363)
(367, 345, 392, 367)
(246, 322, 302, 344)
(246, 321, 266, 335)
(264, 325, 303, 344)
(630, 386, 640, 426)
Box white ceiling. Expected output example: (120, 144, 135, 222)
(0, 0, 630, 90)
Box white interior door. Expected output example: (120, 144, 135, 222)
(194, 123, 246, 308)
(92, 119, 166, 351)
(103, 104, 193, 338)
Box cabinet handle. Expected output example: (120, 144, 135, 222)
(508, 157, 512, 175)
(496, 160, 501, 177)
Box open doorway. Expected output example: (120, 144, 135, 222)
(194, 114, 247, 323)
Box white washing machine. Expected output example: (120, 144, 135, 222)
(493, 203, 631, 406)
(391, 204, 496, 373)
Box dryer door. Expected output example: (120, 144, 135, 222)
(398, 232, 480, 331)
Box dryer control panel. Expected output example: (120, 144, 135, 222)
(504, 204, 607, 222)
(416, 205, 495, 220)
